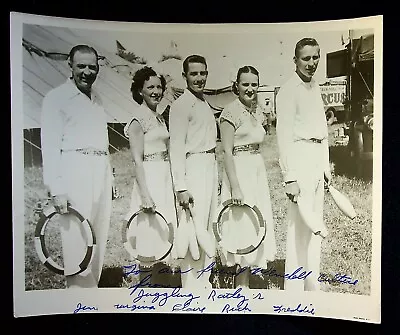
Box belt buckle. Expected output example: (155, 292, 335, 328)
(310, 138, 321, 144)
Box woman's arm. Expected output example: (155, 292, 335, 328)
(220, 120, 243, 205)
(127, 120, 155, 212)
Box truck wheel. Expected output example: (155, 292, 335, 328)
(354, 127, 364, 178)
(325, 108, 336, 125)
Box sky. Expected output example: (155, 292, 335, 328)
(73, 26, 352, 87)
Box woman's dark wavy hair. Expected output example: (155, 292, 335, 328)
(232, 65, 259, 95)
(130, 66, 167, 104)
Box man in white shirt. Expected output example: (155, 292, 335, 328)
(41, 45, 112, 288)
(276, 38, 331, 291)
(169, 55, 218, 289)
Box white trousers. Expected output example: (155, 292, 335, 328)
(284, 141, 325, 291)
(58, 151, 112, 288)
(178, 153, 218, 289)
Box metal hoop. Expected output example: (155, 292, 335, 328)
(34, 205, 96, 276)
(121, 209, 174, 263)
(213, 199, 266, 255)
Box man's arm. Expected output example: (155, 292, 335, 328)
(169, 100, 189, 192)
(276, 88, 298, 183)
(322, 138, 331, 183)
(41, 93, 65, 197)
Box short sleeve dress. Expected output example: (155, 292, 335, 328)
(219, 98, 277, 268)
(124, 103, 178, 267)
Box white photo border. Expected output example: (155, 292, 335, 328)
(11, 12, 383, 322)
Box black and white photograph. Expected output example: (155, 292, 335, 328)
(11, 12, 382, 321)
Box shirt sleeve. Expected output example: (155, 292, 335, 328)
(40, 93, 65, 196)
(220, 106, 239, 130)
(124, 114, 146, 138)
(169, 100, 189, 192)
(276, 87, 298, 182)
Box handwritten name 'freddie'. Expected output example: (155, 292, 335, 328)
(273, 303, 315, 315)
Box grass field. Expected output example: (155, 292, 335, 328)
(23, 124, 373, 294)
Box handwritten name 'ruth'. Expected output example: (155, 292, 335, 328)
(208, 288, 252, 313)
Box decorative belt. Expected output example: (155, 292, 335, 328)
(62, 148, 109, 156)
(306, 138, 323, 144)
(186, 147, 216, 158)
(144, 151, 169, 161)
(233, 144, 260, 155)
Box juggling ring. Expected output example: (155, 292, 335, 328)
(34, 205, 96, 276)
(213, 200, 266, 255)
(122, 209, 174, 263)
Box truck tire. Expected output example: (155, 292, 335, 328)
(325, 108, 336, 125)
(354, 126, 364, 178)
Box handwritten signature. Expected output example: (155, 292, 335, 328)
(172, 300, 207, 313)
(124, 263, 358, 289)
(123, 263, 192, 277)
(318, 273, 358, 285)
(196, 261, 247, 278)
(114, 303, 156, 312)
(208, 288, 252, 314)
(129, 274, 172, 293)
(273, 303, 315, 315)
(131, 287, 200, 307)
(73, 302, 98, 314)
(252, 266, 312, 281)
(197, 262, 312, 281)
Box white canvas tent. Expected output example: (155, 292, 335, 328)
(22, 24, 144, 130)
(21, 24, 276, 166)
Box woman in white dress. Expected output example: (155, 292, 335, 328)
(219, 65, 277, 288)
(124, 67, 178, 281)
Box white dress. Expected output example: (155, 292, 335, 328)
(219, 98, 277, 268)
(124, 104, 178, 267)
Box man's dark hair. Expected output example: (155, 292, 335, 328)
(130, 66, 167, 105)
(68, 44, 99, 63)
(294, 38, 319, 58)
(182, 54, 207, 74)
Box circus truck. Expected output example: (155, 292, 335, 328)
(320, 81, 347, 124)
(326, 30, 374, 179)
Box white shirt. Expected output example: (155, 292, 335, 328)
(41, 79, 109, 195)
(276, 72, 329, 182)
(169, 89, 217, 191)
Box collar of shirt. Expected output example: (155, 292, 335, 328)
(139, 102, 165, 124)
(290, 72, 318, 89)
(63, 78, 102, 105)
(182, 88, 207, 108)
(234, 97, 264, 116)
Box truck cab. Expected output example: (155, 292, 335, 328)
(326, 31, 374, 179)
(320, 81, 347, 124)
